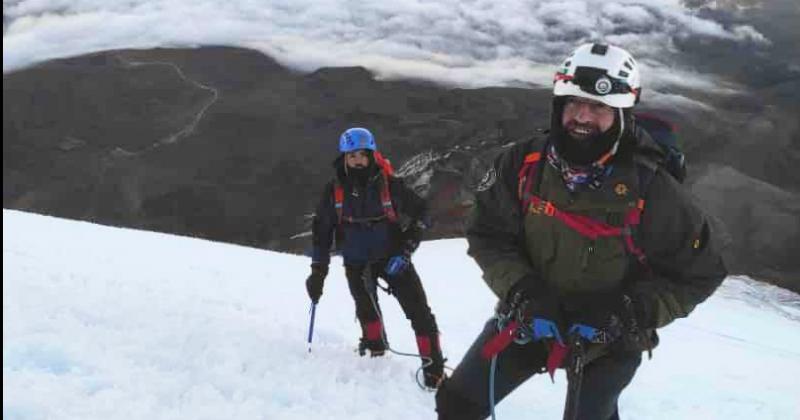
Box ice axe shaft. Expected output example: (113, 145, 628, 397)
(562, 335, 586, 420)
(307, 302, 317, 353)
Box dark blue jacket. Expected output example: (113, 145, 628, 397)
(311, 156, 428, 266)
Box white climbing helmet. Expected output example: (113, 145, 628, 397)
(553, 43, 642, 108)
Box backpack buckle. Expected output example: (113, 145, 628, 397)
(530, 199, 556, 217)
(544, 201, 556, 216)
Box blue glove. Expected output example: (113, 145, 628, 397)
(531, 318, 564, 345)
(568, 323, 602, 342)
(386, 255, 410, 276)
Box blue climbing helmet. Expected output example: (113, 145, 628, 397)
(339, 127, 377, 153)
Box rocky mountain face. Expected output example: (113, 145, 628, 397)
(4, 46, 799, 292)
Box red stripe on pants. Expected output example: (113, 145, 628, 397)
(417, 335, 432, 356)
(366, 321, 383, 341)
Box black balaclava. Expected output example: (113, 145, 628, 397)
(550, 96, 633, 166)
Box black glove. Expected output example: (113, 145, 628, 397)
(504, 277, 564, 329)
(305, 263, 328, 304)
(504, 281, 566, 344)
(400, 237, 420, 258)
(563, 290, 647, 344)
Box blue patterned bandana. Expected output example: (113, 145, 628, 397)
(546, 144, 613, 192)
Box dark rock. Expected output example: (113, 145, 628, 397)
(3, 46, 799, 293)
(692, 164, 800, 290)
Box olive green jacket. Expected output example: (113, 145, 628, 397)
(467, 129, 727, 330)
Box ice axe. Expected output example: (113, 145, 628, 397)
(307, 302, 317, 353)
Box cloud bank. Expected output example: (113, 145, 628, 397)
(4, 0, 768, 98)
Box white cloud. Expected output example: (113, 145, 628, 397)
(646, 90, 715, 112)
(3, 0, 769, 94)
(602, 2, 658, 24)
(731, 24, 770, 44)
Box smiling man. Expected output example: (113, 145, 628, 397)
(435, 43, 727, 419)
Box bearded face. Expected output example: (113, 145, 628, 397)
(343, 149, 376, 186)
(345, 150, 370, 169)
(561, 97, 615, 141)
(552, 96, 622, 166)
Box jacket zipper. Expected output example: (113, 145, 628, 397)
(582, 240, 595, 270)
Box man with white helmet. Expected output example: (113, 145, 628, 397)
(435, 43, 726, 419)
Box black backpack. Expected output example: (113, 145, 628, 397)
(634, 112, 687, 183)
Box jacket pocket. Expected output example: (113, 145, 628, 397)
(582, 236, 627, 291)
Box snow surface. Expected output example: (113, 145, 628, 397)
(4, 209, 800, 419)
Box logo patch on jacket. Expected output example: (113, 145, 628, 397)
(614, 183, 629, 196)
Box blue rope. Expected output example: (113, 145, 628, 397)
(489, 354, 498, 420)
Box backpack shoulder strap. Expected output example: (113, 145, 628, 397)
(373, 151, 399, 223)
(374, 151, 395, 176)
(517, 141, 549, 212)
(626, 154, 660, 269)
(380, 172, 398, 223)
(333, 178, 345, 225)
(633, 154, 659, 200)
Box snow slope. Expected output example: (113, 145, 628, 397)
(4, 210, 800, 419)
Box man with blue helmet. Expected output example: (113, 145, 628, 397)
(306, 127, 446, 389)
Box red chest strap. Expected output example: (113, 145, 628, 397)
(333, 171, 398, 225)
(517, 152, 542, 202)
(517, 152, 649, 266)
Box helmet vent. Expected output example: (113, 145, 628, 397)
(618, 70, 629, 78)
(590, 44, 609, 55)
(623, 61, 634, 70)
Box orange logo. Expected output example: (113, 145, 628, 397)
(614, 183, 629, 196)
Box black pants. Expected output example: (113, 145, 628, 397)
(436, 318, 641, 420)
(345, 261, 439, 339)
